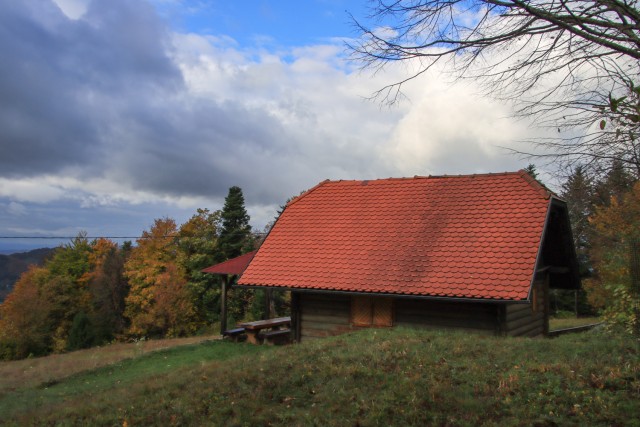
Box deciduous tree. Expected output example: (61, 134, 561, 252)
(0, 266, 53, 359)
(177, 208, 222, 325)
(40, 234, 94, 351)
(124, 218, 200, 337)
(587, 180, 640, 333)
(87, 239, 129, 342)
(152, 263, 199, 337)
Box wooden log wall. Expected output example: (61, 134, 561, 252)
(502, 277, 548, 337)
(298, 293, 354, 341)
(296, 281, 550, 341)
(297, 292, 507, 340)
(394, 299, 500, 335)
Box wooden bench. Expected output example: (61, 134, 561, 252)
(222, 327, 246, 342)
(260, 328, 291, 345)
(239, 317, 291, 345)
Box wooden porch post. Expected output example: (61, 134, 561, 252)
(220, 275, 228, 334)
(544, 274, 550, 336)
(264, 289, 273, 319)
(291, 291, 301, 342)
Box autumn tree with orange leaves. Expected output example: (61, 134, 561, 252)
(0, 234, 97, 357)
(0, 265, 53, 359)
(124, 218, 201, 338)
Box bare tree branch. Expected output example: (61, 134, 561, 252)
(349, 0, 640, 175)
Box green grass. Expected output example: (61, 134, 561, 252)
(549, 316, 602, 330)
(0, 340, 271, 424)
(1, 328, 639, 426)
(0, 334, 219, 395)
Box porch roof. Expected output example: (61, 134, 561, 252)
(202, 250, 257, 276)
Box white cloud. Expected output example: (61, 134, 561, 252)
(382, 75, 530, 175)
(51, 0, 89, 19)
(0, 178, 66, 203)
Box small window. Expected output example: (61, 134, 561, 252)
(351, 296, 393, 327)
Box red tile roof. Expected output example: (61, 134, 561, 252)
(202, 251, 257, 276)
(238, 171, 555, 301)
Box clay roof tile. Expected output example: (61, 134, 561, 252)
(239, 172, 553, 301)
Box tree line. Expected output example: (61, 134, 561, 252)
(559, 160, 640, 333)
(0, 186, 286, 360)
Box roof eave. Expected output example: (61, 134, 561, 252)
(234, 285, 531, 304)
(527, 197, 582, 294)
(549, 197, 582, 290)
(527, 197, 555, 302)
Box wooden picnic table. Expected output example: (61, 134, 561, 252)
(238, 316, 291, 345)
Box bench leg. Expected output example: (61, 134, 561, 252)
(245, 330, 262, 345)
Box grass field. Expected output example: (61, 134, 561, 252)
(549, 316, 602, 330)
(1, 328, 638, 426)
(0, 334, 219, 396)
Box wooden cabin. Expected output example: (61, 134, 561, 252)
(238, 171, 581, 341)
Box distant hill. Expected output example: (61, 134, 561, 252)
(0, 248, 56, 303)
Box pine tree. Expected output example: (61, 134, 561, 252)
(556, 166, 596, 315)
(561, 165, 594, 273)
(592, 160, 635, 207)
(217, 186, 252, 261)
(523, 164, 538, 180)
(215, 187, 255, 322)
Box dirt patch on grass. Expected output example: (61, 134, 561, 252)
(0, 334, 219, 395)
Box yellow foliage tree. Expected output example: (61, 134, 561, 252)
(588, 181, 640, 333)
(124, 218, 200, 337)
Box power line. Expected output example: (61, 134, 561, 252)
(0, 236, 140, 239)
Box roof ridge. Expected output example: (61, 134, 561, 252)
(293, 171, 525, 187)
(415, 171, 521, 179)
(285, 179, 331, 208)
(285, 171, 556, 205)
(517, 169, 555, 200)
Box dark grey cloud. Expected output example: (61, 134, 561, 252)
(0, 0, 181, 177)
(0, 0, 320, 206)
(111, 99, 301, 204)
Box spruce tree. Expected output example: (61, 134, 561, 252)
(562, 165, 594, 268)
(592, 160, 635, 207)
(216, 187, 254, 323)
(217, 186, 252, 261)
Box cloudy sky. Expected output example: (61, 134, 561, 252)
(0, 0, 544, 252)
